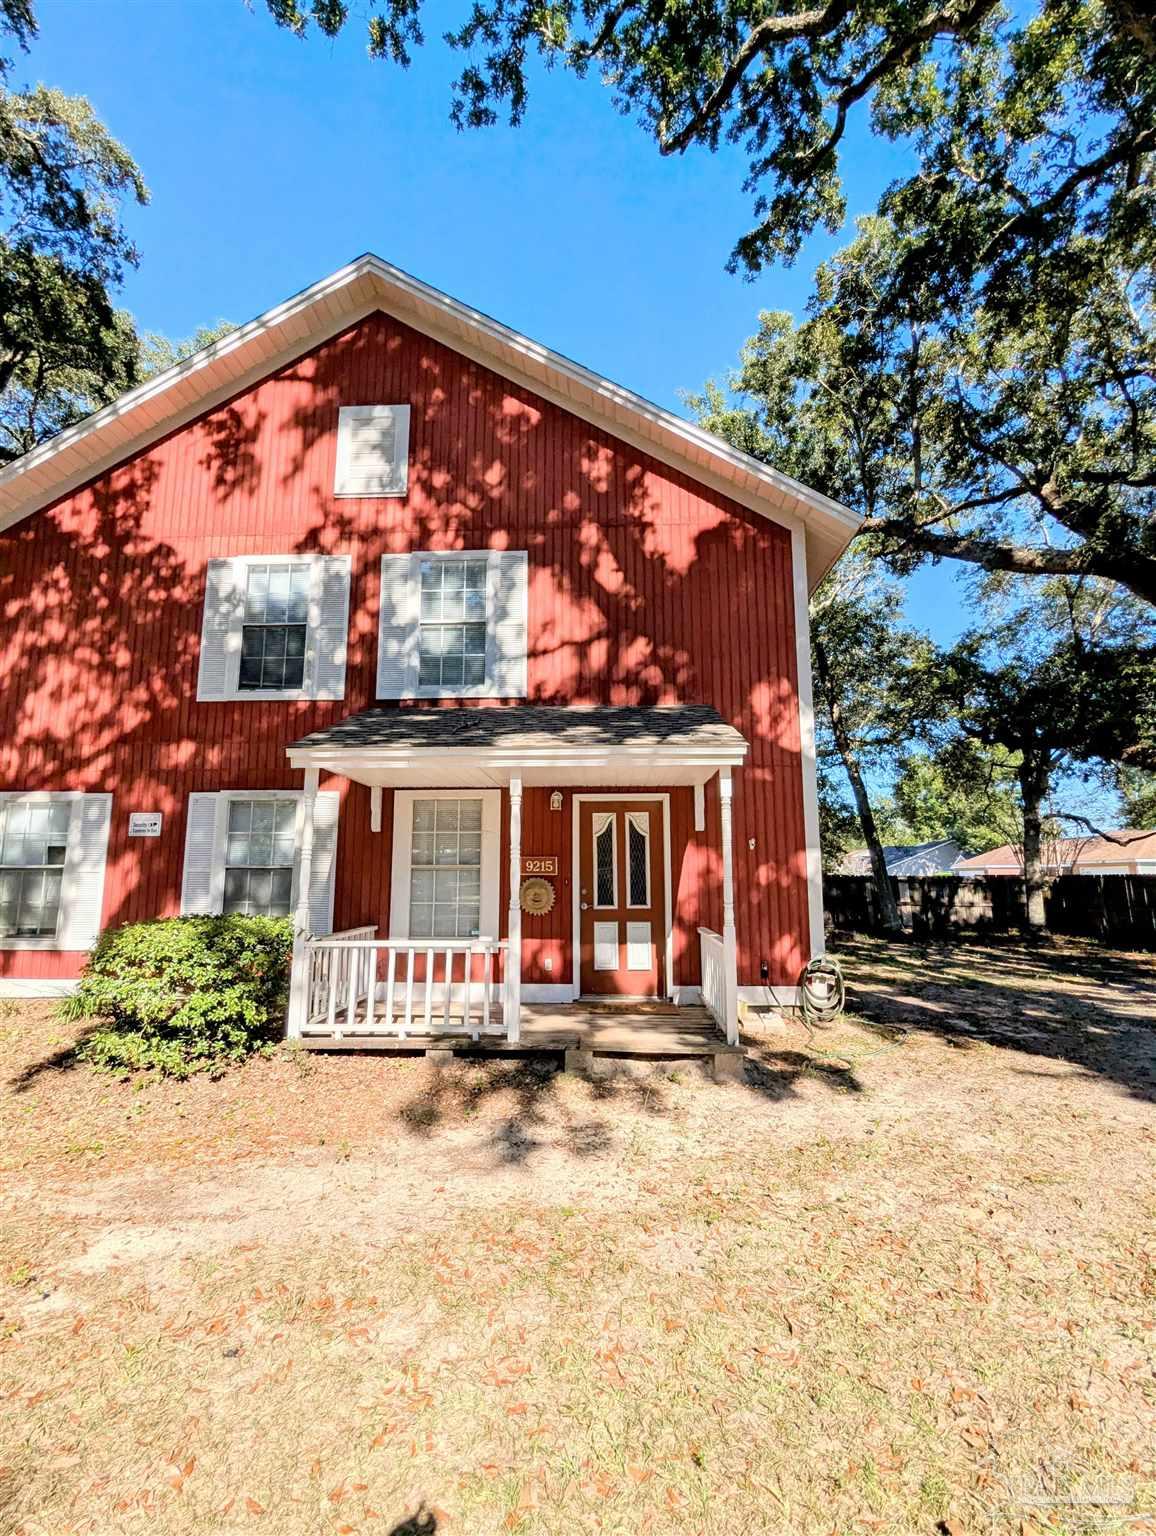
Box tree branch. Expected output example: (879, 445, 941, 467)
(856, 516, 1156, 605)
(658, 0, 857, 155)
(1051, 813, 1149, 846)
(978, 121, 1156, 263)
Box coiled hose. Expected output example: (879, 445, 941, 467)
(799, 954, 845, 1027)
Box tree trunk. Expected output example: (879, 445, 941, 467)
(813, 634, 903, 934)
(1017, 756, 1051, 933)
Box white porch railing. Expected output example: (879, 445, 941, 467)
(699, 926, 738, 1045)
(301, 930, 509, 1042)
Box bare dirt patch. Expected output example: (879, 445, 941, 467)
(1, 941, 1153, 1535)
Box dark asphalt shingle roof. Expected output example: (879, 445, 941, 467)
(289, 704, 747, 753)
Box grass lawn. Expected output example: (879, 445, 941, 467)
(1, 937, 1153, 1535)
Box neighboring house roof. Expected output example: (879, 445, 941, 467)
(0, 254, 860, 586)
(839, 840, 965, 876)
(955, 829, 1156, 871)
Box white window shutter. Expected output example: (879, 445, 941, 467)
(376, 554, 421, 698)
(305, 555, 351, 700)
(57, 795, 112, 950)
(196, 559, 244, 701)
(335, 405, 411, 497)
(181, 793, 224, 915)
(486, 550, 529, 697)
(307, 791, 340, 935)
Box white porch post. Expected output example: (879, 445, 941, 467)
(719, 767, 739, 1045)
(505, 776, 523, 1042)
(286, 766, 320, 1039)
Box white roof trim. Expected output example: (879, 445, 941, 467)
(0, 253, 860, 584)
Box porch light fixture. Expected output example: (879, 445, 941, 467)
(549, 791, 563, 812)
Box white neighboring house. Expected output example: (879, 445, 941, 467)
(954, 829, 1156, 877)
(838, 840, 967, 877)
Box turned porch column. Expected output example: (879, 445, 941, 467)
(286, 766, 319, 1039)
(719, 767, 739, 1045)
(505, 775, 523, 1042)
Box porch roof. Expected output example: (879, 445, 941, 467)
(286, 705, 747, 788)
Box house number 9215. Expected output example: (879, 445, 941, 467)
(522, 856, 558, 876)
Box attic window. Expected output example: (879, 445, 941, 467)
(334, 404, 411, 497)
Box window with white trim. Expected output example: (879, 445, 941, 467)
(196, 554, 351, 703)
(418, 557, 488, 690)
(0, 792, 113, 951)
(0, 799, 69, 937)
(222, 799, 298, 916)
(239, 565, 310, 691)
(377, 550, 528, 700)
(408, 799, 483, 938)
(180, 790, 340, 935)
(390, 791, 500, 941)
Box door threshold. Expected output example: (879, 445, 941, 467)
(578, 995, 671, 1007)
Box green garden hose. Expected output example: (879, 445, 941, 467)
(799, 954, 845, 1026)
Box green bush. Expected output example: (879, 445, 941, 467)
(62, 915, 293, 1077)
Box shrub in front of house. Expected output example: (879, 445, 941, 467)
(61, 915, 293, 1077)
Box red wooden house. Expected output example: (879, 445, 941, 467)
(0, 256, 858, 1048)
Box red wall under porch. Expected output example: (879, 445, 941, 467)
(331, 782, 719, 994)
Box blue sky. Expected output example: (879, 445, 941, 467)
(29, 0, 968, 641)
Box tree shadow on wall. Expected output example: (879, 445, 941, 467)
(1, 308, 804, 974)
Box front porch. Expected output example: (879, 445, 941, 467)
(296, 991, 746, 1081)
(283, 705, 750, 1058)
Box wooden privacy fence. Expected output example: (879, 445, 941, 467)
(824, 873, 1156, 950)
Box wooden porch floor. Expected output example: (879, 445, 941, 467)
(297, 1002, 744, 1079)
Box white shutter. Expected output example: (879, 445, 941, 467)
(305, 555, 351, 700)
(196, 559, 244, 701)
(334, 405, 411, 497)
(376, 553, 421, 698)
(181, 793, 224, 915)
(307, 791, 340, 935)
(57, 794, 112, 950)
(486, 550, 528, 697)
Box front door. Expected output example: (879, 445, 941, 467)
(577, 798, 666, 997)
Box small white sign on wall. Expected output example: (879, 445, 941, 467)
(128, 812, 163, 838)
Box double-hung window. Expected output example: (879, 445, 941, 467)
(377, 550, 528, 699)
(408, 799, 483, 938)
(0, 800, 70, 938)
(180, 790, 340, 933)
(0, 793, 113, 951)
(196, 554, 351, 702)
(418, 557, 488, 690)
(239, 564, 310, 691)
(390, 791, 500, 942)
(222, 799, 298, 917)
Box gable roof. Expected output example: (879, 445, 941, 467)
(0, 254, 860, 587)
(955, 830, 1156, 869)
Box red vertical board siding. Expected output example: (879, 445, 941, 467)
(0, 311, 809, 984)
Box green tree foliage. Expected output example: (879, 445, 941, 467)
(695, 218, 1154, 609)
(817, 761, 861, 873)
(876, 741, 1020, 853)
(1116, 766, 1156, 828)
(138, 320, 238, 380)
(256, 0, 1155, 298)
(932, 577, 1156, 924)
(809, 552, 941, 928)
(0, 7, 148, 462)
(63, 916, 293, 1077)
